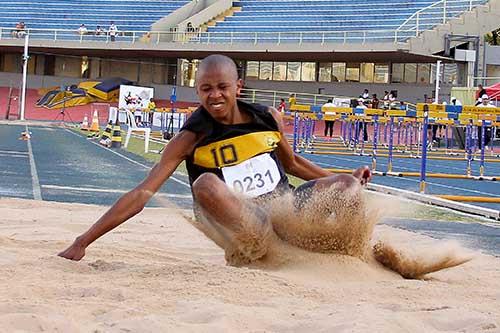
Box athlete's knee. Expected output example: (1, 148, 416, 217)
(335, 174, 359, 191)
(317, 174, 359, 192)
(192, 173, 224, 203)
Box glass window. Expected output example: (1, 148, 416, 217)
(443, 63, 458, 85)
(259, 61, 272, 80)
(318, 62, 332, 82)
(81, 56, 90, 78)
(332, 63, 346, 82)
(391, 63, 404, 83)
(374, 64, 389, 83)
(346, 63, 360, 82)
(360, 63, 374, 83)
(404, 63, 417, 83)
(417, 63, 430, 84)
(287, 62, 301, 81)
(246, 61, 259, 79)
(301, 62, 316, 81)
(273, 62, 287, 81)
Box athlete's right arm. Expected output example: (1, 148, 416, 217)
(58, 130, 198, 261)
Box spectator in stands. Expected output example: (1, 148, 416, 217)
(77, 24, 88, 36)
(323, 98, 336, 139)
(12, 21, 26, 38)
(277, 98, 286, 113)
(477, 84, 487, 100)
(186, 22, 195, 33)
(479, 94, 495, 108)
(95, 25, 104, 36)
(477, 94, 494, 148)
(383, 90, 390, 101)
(147, 98, 156, 126)
(450, 97, 462, 106)
(360, 89, 369, 100)
(356, 98, 368, 142)
(371, 94, 379, 109)
(108, 21, 118, 41)
(288, 94, 297, 109)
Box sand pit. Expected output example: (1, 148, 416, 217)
(0, 197, 499, 332)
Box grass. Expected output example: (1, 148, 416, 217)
(74, 127, 488, 223)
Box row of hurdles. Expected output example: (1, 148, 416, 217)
(285, 103, 500, 203)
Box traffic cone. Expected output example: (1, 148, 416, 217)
(81, 114, 89, 130)
(98, 120, 113, 146)
(89, 110, 99, 132)
(110, 119, 122, 148)
(101, 120, 113, 140)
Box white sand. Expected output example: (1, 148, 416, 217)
(1, 197, 499, 332)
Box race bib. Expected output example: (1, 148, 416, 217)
(221, 153, 280, 198)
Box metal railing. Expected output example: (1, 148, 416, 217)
(0, 27, 429, 45)
(239, 88, 417, 111)
(396, 0, 485, 39)
(239, 88, 352, 108)
(0, 0, 486, 47)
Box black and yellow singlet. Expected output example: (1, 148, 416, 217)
(181, 100, 289, 195)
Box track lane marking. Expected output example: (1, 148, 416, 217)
(26, 125, 42, 200)
(65, 129, 190, 188)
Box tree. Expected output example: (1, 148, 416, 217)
(485, 28, 500, 45)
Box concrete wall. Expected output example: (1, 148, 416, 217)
(151, 0, 220, 41)
(244, 79, 453, 104)
(178, 0, 233, 31)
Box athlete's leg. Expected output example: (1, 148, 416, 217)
(192, 173, 273, 266)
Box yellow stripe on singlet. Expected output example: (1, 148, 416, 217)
(193, 131, 281, 168)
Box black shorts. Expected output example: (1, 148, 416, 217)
(255, 180, 317, 210)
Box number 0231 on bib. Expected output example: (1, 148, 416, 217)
(221, 153, 281, 198)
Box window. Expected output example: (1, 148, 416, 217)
(301, 62, 316, 81)
(81, 56, 90, 78)
(417, 63, 430, 84)
(392, 63, 404, 83)
(318, 62, 332, 82)
(404, 63, 417, 83)
(287, 62, 301, 81)
(374, 64, 389, 83)
(443, 63, 458, 85)
(246, 61, 259, 79)
(360, 63, 374, 83)
(273, 62, 287, 81)
(346, 63, 360, 82)
(259, 61, 272, 80)
(332, 63, 346, 82)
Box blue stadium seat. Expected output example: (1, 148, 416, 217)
(206, 0, 488, 43)
(0, 0, 189, 36)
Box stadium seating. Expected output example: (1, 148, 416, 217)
(203, 0, 489, 43)
(0, 0, 189, 36)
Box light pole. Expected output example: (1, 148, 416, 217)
(20, 32, 29, 121)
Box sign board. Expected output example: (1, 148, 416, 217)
(119, 85, 154, 110)
(455, 49, 476, 62)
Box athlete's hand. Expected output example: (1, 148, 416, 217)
(58, 237, 87, 261)
(352, 166, 372, 186)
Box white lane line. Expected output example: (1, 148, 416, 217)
(0, 150, 29, 155)
(65, 129, 190, 188)
(42, 184, 192, 199)
(0, 153, 29, 158)
(26, 125, 42, 200)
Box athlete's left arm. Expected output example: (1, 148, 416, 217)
(269, 107, 332, 180)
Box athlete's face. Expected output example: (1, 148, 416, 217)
(196, 65, 243, 123)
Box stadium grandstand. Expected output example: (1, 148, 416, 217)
(0, 0, 499, 105)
